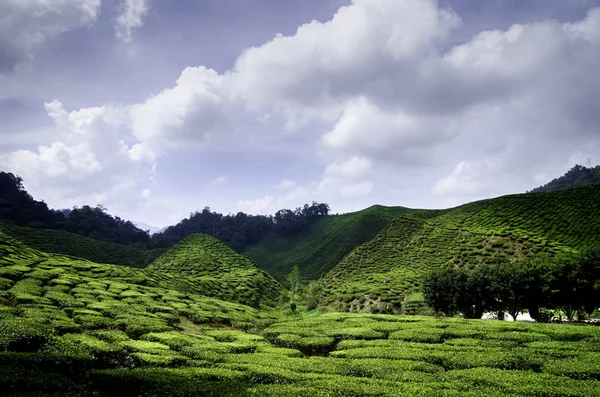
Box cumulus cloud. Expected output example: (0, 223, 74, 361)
(0, 0, 100, 72)
(128, 66, 244, 160)
(123, 2, 600, 182)
(4, 0, 600, 221)
(116, 0, 150, 42)
(0, 100, 150, 211)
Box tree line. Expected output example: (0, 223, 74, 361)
(529, 164, 600, 194)
(152, 202, 330, 251)
(0, 171, 330, 252)
(422, 249, 600, 322)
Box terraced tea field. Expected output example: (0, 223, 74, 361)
(0, 232, 282, 308)
(316, 184, 600, 309)
(3, 298, 600, 397)
(2, 183, 600, 395)
(243, 205, 422, 281)
(148, 234, 283, 306)
(0, 222, 164, 268)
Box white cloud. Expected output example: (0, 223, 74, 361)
(0, 100, 151, 212)
(122, 2, 600, 191)
(323, 156, 372, 180)
(237, 195, 275, 214)
(275, 179, 297, 190)
(4, 0, 600, 224)
(141, 188, 151, 198)
(0, 0, 101, 71)
(129, 66, 243, 160)
(214, 176, 228, 185)
(116, 0, 150, 42)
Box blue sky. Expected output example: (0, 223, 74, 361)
(1, 0, 599, 227)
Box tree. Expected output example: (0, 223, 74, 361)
(422, 267, 461, 316)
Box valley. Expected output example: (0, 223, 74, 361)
(0, 173, 599, 395)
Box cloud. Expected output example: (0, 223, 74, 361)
(275, 179, 297, 190)
(214, 176, 228, 185)
(122, 2, 600, 182)
(0, 0, 101, 72)
(128, 66, 244, 160)
(116, 0, 150, 42)
(141, 188, 151, 198)
(0, 100, 151, 212)
(4, 0, 600, 223)
(237, 195, 275, 214)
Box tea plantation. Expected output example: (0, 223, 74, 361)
(0, 222, 164, 268)
(243, 205, 422, 281)
(316, 183, 600, 309)
(1, 184, 600, 395)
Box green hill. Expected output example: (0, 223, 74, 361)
(148, 234, 283, 307)
(316, 183, 600, 310)
(0, 222, 163, 268)
(243, 205, 431, 281)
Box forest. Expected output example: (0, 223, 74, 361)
(0, 171, 329, 252)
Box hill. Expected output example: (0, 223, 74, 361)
(0, 222, 163, 268)
(1, 236, 599, 397)
(242, 205, 434, 282)
(529, 164, 600, 193)
(308, 183, 600, 310)
(148, 234, 283, 307)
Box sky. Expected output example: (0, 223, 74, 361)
(1, 0, 599, 228)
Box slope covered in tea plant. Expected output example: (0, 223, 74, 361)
(317, 183, 600, 310)
(148, 234, 283, 307)
(0, 222, 163, 268)
(243, 205, 440, 281)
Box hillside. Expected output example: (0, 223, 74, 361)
(0, 222, 163, 268)
(243, 205, 436, 282)
(312, 183, 600, 310)
(148, 234, 283, 307)
(529, 164, 600, 193)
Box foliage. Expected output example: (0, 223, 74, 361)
(0, 171, 153, 249)
(151, 202, 330, 252)
(423, 251, 600, 321)
(314, 182, 600, 309)
(0, 222, 163, 268)
(2, 228, 600, 396)
(148, 233, 284, 307)
(244, 205, 414, 281)
(529, 164, 600, 193)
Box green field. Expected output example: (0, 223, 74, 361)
(314, 183, 600, 309)
(148, 234, 283, 307)
(0, 222, 164, 268)
(1, 183, 600, 395)
(243, 205, 420, 281)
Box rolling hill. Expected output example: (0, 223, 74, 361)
(148, 234, 283, 307)
(314, 183, 600, 310)
(242, 205, 433, 282)
(0, 229, 283, 309)
(0, 222, 164, 268)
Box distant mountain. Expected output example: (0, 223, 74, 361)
(133, 221, 166, 235)
(529, 164, 600, 193)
